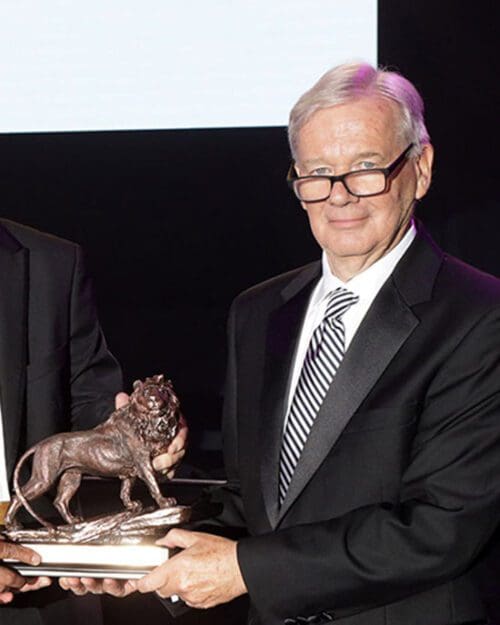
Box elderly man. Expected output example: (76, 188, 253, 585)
(107, 63, 500, 624)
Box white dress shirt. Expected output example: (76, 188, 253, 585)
(285, 223, 417, 419)
(0, 405, 11, 501)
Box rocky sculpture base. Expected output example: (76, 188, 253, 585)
(3, 506, 191, 578)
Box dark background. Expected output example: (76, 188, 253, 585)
(1, 1, 499, 621)
(1, 1, 498, 469)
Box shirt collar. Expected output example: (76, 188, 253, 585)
(314, 221, 417, 306)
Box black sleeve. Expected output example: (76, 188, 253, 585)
(68, 245, 123, 430)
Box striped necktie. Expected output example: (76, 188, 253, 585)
(278, 287, 359, 505)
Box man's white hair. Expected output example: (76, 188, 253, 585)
(288, 62, 431, 160)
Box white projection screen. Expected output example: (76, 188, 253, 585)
(0, 1, 377, 133)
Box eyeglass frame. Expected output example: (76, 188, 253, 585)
(287, 143, 415, 202)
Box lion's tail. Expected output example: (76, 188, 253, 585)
(13, 447, 55, 530)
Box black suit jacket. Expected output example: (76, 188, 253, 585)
(220, 225, 500, 625)
(0, 219, 122, 624)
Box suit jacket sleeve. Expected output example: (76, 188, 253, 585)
(236, 302, 500, 621)
(67, 244, 122, 430)
(208, 301, 248, 530)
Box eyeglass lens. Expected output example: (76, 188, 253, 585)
(294, 170, 387, 201)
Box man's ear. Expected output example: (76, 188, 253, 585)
(415, 143, 434, 200)
(291, 162, 309, 212)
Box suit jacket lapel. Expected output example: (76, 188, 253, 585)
(0, 224, 28, 477)
(259, 263, 321, 528)
(277, 277, 419, 520)
(277, 227, 443, 522)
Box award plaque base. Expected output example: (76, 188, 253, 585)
(8, 542, 171, 579)
(3, 505, 191, 578)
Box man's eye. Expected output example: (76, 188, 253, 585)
(311, 167, 331, 176)
(357, 161, 376, 170)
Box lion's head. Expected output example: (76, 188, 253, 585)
(129, 374, 181, 452)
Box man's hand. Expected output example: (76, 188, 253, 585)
(152, 414, 188, 478)
(0, 540, 51, 604)
(136, 529, 247, 609)
(59, 577, 136, 597)
(114, 393, 188, 478)
(114, 392, 129, 410)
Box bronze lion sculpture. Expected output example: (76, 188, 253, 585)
(4, 374, 181, 530)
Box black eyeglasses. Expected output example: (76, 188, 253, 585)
(287, 143, 414, 202)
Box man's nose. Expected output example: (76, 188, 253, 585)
(328, 179, 354, 205)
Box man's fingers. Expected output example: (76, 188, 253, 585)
(19, 576, 52, 592)
(152, 453, 171, 473)
(177, 415, 188, 441)
(152, 449, 185, 473)
(59, 577, 81, 590)
(59, 576, 136, 597)
(80, 577, 102, 594)
(0, 591, 14, 604)
(59, 577, 88, 595)
(168, 415, 188, 455)
(114, 392, 129, 409)
(0, 541, 41, 566)
(58, 577, 72, 590)
(59, 577, 98, 596)
(0, 567, 27, 591)
(156, 528, 197, 550)
(0, 543, 37, 591)
(136, 563, 170, 594)
(151, 414, 188, 474)
(101, 577, 137, 597)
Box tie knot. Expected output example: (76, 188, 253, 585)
(325, 287, 359, 321)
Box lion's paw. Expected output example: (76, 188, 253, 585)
(4, 518, 23, 531)
(126, 500, 143, 513)
(158, 497, 177, 508)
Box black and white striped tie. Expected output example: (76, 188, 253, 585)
(278, 287, 359, 505)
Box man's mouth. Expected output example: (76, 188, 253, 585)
(327, 215, 368, 228)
